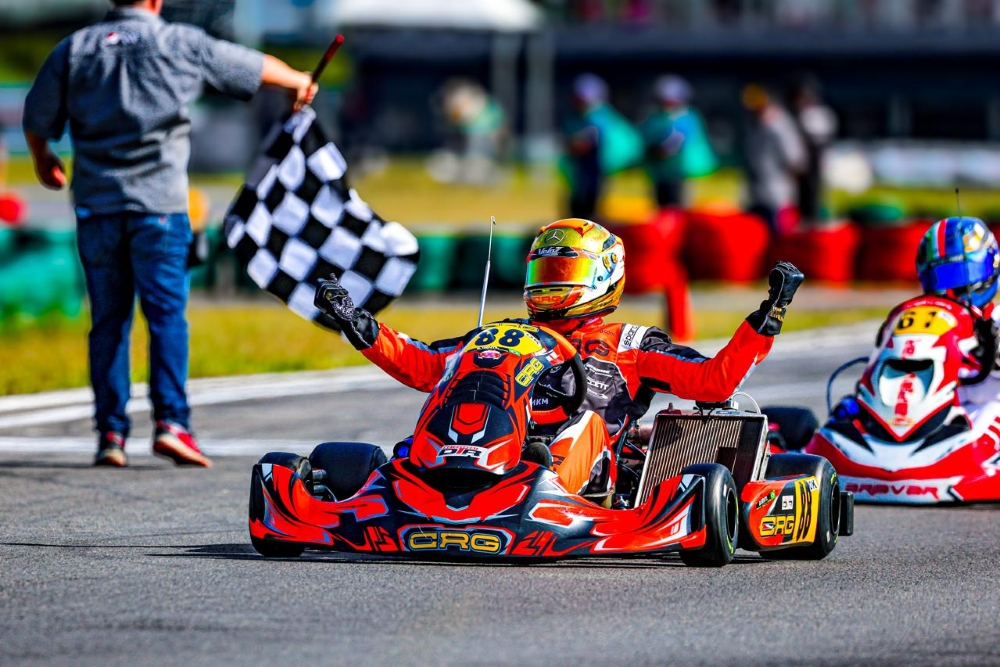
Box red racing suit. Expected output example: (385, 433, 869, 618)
(360, 316, 774, 498)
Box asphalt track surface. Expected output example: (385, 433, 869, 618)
(1, 324, 998, 667)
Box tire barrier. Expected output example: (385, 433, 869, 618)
(407, 232, 460, 293)
(684, 209, 771, 282)
(768, 223, 861, 284)
(0, 193, 27, 226)
(857, 219, 929, 283)
(0, 229, 85, 320)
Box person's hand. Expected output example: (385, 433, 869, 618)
(314, 273, 356, 326)
(746, 261, 805, 335)
(314, 273, 380, 350)
(292, 72, 318, 111)
(34, 149, 66, 190)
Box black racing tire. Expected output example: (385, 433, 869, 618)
(679, 463, 739, 568)
(309, 442, 387, 501)
(761, 406, 819, 451)
(249, 452, 311, 558)
(762, 453, 840, 560)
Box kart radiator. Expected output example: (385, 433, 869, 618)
(634, 410, 769, 506)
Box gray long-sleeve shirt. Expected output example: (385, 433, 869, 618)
(23, 7, 263, 216)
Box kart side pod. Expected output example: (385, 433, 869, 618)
(637, 407, 853, 558)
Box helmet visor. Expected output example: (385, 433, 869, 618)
(922, 257, 995, 292)
(525, 254, 600, 289)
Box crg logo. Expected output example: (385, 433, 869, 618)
(401, 526, 509, 554)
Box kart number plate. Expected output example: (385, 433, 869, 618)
(464, 323, 545, 356)
(893, 306, 957, 336)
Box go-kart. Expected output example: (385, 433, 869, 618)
(249, 321, 853, 564)
(769, 294, 1000, 504)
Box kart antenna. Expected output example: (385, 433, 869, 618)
(955, 187, 963, 219)
(477, 216, 496, 328)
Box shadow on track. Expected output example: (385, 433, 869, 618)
(147, 543, 768, 569)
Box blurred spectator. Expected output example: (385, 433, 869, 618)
(790, 78, 838, 226)
(426, 79, 506, 185)
(561, 73, 642, 219)
(740, 84, 806, 233)
(639, 75, 717, 208)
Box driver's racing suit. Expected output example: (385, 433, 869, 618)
(353, 316, 774, 498)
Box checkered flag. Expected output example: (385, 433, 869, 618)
(224, 107, 419, 329)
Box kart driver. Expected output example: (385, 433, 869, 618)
(315, 218, 804, 503)
(913, 217, 1000, 432)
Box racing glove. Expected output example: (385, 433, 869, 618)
(745, 261, 805, 336)
(314, 274, 380, 350)
(966, 315, 1000, 385)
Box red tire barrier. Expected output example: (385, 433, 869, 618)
(684, 210, 770, 282)
(768, 223, 861, 284)
(0, 193, 26, 226)
(607, 208, 694, 341)
(857, 220, 931, 282)
(607, 208, 685, 294)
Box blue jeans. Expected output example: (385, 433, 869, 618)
(76, 212, 192, 436)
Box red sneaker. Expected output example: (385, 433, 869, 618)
(153, 421, 211, 467)
(95, 432, 128, 467)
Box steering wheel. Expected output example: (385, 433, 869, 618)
(530, 330, 587, 426)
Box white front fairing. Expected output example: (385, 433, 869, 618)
(821, 415, 971, 472)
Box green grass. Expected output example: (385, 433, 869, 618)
(0, 301, 886, 396)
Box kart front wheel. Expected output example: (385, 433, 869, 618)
(248, 452, 311, 558)
(309, 442, 387, 500)
(762, 453, 840, 560)
(680, 463, 739, 568)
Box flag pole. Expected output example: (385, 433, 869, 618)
(311, 34, 345, 84)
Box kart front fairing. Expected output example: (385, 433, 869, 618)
(250, 457, 710, 558)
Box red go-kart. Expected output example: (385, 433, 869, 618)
(249, 321, 853, 564)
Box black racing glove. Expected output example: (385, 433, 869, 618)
(745, 261, 805, 336)
(965, 316, 1000, 385)
(314, 274, 380, 350)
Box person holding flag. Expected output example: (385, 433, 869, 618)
(23, 0, 318, 467)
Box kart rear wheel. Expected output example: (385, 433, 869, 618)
(249, 453, 310, 558)
(761, 406, 819, 451)
(309, 442, 387, 500)
(762, 453, 840, 560)
(679, 463, 739, 568)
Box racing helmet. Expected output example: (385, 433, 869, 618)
(916, 217, 1000, 308)
(524, 218, 625, 320)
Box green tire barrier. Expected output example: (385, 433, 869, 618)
(848, 199, 906, 226)
(0, 245, 84, 320)
(452, 232, 533, 290)
(189, 226, 223, 289)
(0, 227, 15, 260)
(407, 233, 460, 293)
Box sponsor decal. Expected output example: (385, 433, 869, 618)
(755, 490, 776, 510)
(584, 339, 612, 357)
(805, 478, 819, 491)
(622, 325, 639, 349)
(535, 246, 561, 257)
(516, 358, 545, 386)
(439, 445, 484, 459)
(844, 481, 942, 501)
(478, 349, 502, 360)
(759, 515, 795, 537)
(105, 31, 140, 46)
(781, 495, 793, 511)
(544, 229, 566, 244)
(401, 526, 509, 554)
(474, 348, 505, 368)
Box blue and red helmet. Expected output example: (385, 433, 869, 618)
(916, 217, 1000, 308)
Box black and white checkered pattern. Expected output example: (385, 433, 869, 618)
(224, 107, 419, 329)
